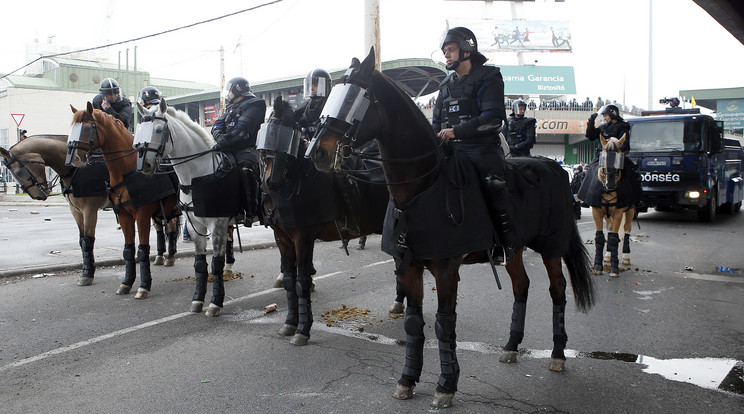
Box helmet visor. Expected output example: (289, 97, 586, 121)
(304, 77, 329, 98)
(320, 83, 370, 126)
(256, 122, 302, 158)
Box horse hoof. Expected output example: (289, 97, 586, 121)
(134, 288, 149, 300)
(224, 268, 234, 277)
(116, 284, 132, 295)
(278, 324, 297, 336)
(499, 350, 518, 363)
(77, 276, 94, 287)
(592, 268, 603, 275)
(190, 301, 204, 313)
(273, 273, 283, 289)
(392, 383, 414, 400)
(164, 257, 176, 267)
(290, 333, 309, 346)
(153, 256, 165, 266)
(389, 301, 404, 314)
(357, 244, 365, 250)
(622, 258, 631, 266)
(205, 304, 222, 317)
(610, 272, 620, 278)
(431, 391, 455, 408)
(603, 252, 611, 264)
(549, 358, 566, 371)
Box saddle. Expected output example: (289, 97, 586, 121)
(64, 157, 109, 198)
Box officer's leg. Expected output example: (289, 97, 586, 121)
(334, 173, 361, 236)
(479, 149, 516, 264)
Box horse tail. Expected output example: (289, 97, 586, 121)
(563, 221, 596, 312)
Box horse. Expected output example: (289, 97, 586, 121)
(134, 98, 238, 316)
(259, 96, 389, 345)
(590, 135, 636, 277)
(66, 102, 180, 299)
(0, 135, 180, 285)
(308, 48, 595, 408)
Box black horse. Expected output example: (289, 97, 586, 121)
(258, 97, 390, 345)
(308, 48, 596, 408)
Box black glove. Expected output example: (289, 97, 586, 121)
(212, 140, 223, 152)
(588, 112, 598, 122)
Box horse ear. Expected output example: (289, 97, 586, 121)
(70, 104, 78, 113)
(350, 57, 361, 69)
(160, 98, 168, 114)
(599, 135, 608, 148)
(617, 133, 627, 148)
(136, 102, 146, 117)
(359, 46, 376, 76)
(86, 101, 94, 114)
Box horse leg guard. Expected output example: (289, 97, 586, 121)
(608, 232, 620, 277)
(78, 235, 96, 286)
(206, 255, 225, 316)
(225, 239, 235, 265)
(190, 254, 208, 312)
(550, 300, 568, 371)
(117, 243, 136, 295)
(501, 297, 527, 362)
(434, 312, 460, 394)
(394, 307, 425, 400)
(166, 230, 178, 266)
(154, 228, 166, 265)
(593, 231, 605, 274)
(622, 233, 631, 265)
(292, 270, 314, 345)
(280, 271, 299, 337)
(135, 245, 151, 299)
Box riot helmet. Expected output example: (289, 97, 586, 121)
(304, 69, 332, 99)
(439, 26, 487, 70)
(99, 78, 121, 101)
(512, 99, 528, 118)
(224, 77, 253, 104)
(138, 86, 162, 108)
(598, 104, 622, 121)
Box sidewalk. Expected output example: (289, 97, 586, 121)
(0, 194, 276, 278)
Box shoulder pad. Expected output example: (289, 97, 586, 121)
(439, 72, 456, 87)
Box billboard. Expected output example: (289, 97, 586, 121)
(717, 99, 744, 129)
(499, 65, 576, 95)
(447, 19, 572, 53)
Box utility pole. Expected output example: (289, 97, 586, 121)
(220, 46, 225, 113)
(364, 0, 381, 71)
(648, 0, 654, 110)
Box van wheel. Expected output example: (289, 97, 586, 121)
(697, 189, 717, 222)
(734, 202, 741, 213)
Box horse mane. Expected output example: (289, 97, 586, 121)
(71, 108, 131, 137)
(371, 71, 437, 141)
(166, 106, 215, 147)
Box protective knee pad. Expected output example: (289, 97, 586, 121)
(282, 272, 297, 293)
(123, 244, 136, 262)
(594, 231, 606, 246)
(607, 232, 619, 251)
(136, 245, 150, 263)
(295, 276, 313, 298)
(622, 233, 631, 254)
(404, 307, 425, 336)
(434, 312, 457, 343)
(403, 307, 425, 381)
(211, 255, 226, 273)
(193, 254, 208, 274)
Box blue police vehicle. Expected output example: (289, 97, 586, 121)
(627, 104, 744, 222)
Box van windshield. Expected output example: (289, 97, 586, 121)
(630, 118, 704, 152)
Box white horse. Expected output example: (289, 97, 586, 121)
(134, 98, 236, 316)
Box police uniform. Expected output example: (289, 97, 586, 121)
(92, 94, 133, 129)
(506, 113, 536, 157)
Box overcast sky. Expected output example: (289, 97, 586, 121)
(2, 0, 742, 110)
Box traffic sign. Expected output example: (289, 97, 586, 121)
(11, 113, 25, 127)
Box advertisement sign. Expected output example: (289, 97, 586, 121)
(500, 65, 576, 95)
(447, 19, 572, 53)
(204, 104, 219, 127)
(717, 99, 744, 128)
(535, 119, 586, 135)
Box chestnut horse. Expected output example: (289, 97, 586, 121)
(259, 96, 389, 345)
(308, 49, 595, 408)
(66, 102, 180, 299)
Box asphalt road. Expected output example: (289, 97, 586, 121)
(1, 196, 743, 413)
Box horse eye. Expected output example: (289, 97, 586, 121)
(155, 127, 164, 133)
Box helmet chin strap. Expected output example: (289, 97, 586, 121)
(446, 50, 471, 71)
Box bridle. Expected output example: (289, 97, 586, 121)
(67, 111, 137, 165)
(3, 149, 53, 197)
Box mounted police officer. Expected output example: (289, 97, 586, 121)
(137, 86, 162, 108)
(212, 76, 267, 226)
(93, 78, 132, 129)
(506, 99, 536, 157)
(432, 26, 515, 264)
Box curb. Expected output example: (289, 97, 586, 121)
(0, 240, 277, 279)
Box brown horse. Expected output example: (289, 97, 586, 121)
(259, 97, 389, 345)
(308, 49, 595, 408)
(0, 135, 109, 285)
(66, 102, 180, 299)
(591, 135, 636, 277)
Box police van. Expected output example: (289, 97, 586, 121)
(627, 107, 744, 222)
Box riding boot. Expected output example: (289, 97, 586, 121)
(225, 239, 235, 265)
(593, 231, 605, 273)
(335, 174, 361, 236)
(137, 244, 152, 292)
(482, 174, 516, 264)
(241, 167, 257, 227)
